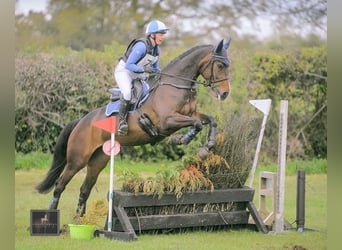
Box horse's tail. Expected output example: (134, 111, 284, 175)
(36, 118, 80, 194)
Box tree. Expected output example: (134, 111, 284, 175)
(15, 0, 326, 51)
(231, 0, 326, 37)
(247, 46, 327, 159)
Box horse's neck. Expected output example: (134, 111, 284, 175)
(162, 46, 212, 83)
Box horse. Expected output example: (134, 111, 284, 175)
(36, 39, 232, 216)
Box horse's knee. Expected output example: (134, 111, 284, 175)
(194, 120, 203, 130)
(207, 115, 217, 127)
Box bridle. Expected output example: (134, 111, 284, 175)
(199, 53, 230, 88)
(155, 52, 230, 90)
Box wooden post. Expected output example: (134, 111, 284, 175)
(274, 100, 288, 233)
(296, 170, 306, 232)
(258, 171, 277, 225)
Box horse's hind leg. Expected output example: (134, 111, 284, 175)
(49, 160, 86, 210)
(76, 148, 109, 217)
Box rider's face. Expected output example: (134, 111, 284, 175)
(153, 33, 165, 45)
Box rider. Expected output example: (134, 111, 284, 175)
(114, 19, 169, 136)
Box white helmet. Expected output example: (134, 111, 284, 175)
(145, 20, 169, 35)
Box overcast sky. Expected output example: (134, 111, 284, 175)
(15, 0, 47, 15)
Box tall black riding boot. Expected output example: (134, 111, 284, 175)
(117, 99, 130, 136)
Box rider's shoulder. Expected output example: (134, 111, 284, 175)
(130, 37, 148, 46)
(128, 38, 148, 51)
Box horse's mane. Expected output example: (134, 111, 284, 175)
(163, 44, 213, 70)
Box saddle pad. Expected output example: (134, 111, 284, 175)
(105, 101, 120, 116)
(105, 82, 151, 117)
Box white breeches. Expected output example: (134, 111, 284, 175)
(114, 60, 133, 101)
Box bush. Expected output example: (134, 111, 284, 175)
(15, 51, 110, 153)
(247, 46, 327, 160)
(120, 110, 260, 197)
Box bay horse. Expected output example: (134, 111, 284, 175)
(36, 39, 232, 216)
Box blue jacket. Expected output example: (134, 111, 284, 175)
(122, 38, 161, 73)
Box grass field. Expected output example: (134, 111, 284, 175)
(15, 159, 327, 249)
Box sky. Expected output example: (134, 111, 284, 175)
(15, 0, 47, 15)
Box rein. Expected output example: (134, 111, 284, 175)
(156, 72, 202, 90)
(152, 53, 229, 90)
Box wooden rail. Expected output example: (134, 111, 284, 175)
(98, 187, 268, 241)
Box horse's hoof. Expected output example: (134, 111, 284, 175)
(168, 134, 182, 145)
(197, 147, 209, 160)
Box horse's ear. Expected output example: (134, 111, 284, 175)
(223, 38, 231, 50)
(214, 39, 224, 54)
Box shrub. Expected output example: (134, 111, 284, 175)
(15, 51, 109, 153)
(120, 111, 259, 197)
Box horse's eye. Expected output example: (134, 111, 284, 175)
(217, 63, 224, 71)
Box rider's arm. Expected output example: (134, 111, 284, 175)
(125, 42, 146, 73)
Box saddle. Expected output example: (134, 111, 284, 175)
(105, 79, 150, 116)
(105, 79, 160, 139)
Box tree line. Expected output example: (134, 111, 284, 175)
(15, 0, 326, 51)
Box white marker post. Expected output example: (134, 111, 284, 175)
(248, 99, 272, 187)
(274, 100, 288, 233)
(102, 136, 121, 232)
(102, 133, 121, 232)
(92, 116, 120, 233)
(107, 132, 115, 232)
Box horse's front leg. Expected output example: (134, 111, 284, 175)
(195, 113, 217, 160)
(178, 120, 203, 145)
(202, 114, 217, 150)
(167, 112, 217, 159)
(166, 113, 202, 145)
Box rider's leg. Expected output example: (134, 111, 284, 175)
(114, 60, 133, 136)
(117, 97, 130, 135)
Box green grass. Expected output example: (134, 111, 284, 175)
(15, 151, 327, 175)
(258, 158, 327, 175)
(15, 151, 53, 170)
(15, 157, 327, 249)
(14, 151, 179, 173)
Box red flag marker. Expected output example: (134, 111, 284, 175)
(92, 116, 117, 133)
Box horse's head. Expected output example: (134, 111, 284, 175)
(199, 39, 231, 100)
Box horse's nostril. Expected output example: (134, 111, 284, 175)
(221, 92, 229, 100)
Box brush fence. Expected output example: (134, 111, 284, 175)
(104, 187, 268, 238)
